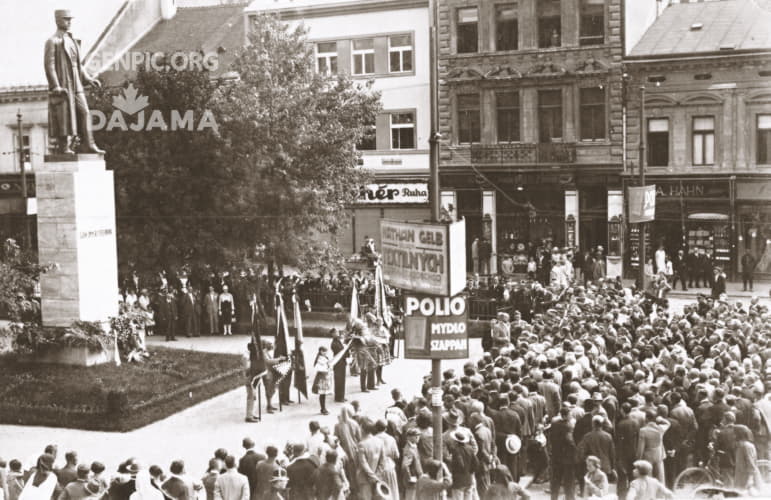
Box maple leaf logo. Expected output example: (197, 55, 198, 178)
(112, 84, 149, 115)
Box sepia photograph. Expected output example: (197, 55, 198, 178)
(0, 0, 771, 498)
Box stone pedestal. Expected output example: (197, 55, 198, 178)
(37, 154, 119, 327)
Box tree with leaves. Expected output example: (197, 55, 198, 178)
(212, 13, 380, 273)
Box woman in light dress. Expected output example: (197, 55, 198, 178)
(218, 285, 235, 335)
(312, 346, 334, 415)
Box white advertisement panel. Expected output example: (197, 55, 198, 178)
(380, 218, 466, 296)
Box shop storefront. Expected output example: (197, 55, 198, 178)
(737, 179, 771, 279)
(337, 182, 430, 256)
(441, 172, 621, 276)
(623, 176, 755, 280)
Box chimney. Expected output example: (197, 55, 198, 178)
(161, 0, 177, 20)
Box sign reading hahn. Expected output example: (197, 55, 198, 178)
(404, 295, 469, 359)
(380, 219, 466, 296)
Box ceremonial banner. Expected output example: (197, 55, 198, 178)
(374, 262, 393, 328)
(403, 294, 468, 360)
(292, 291, 308, 398)
(350, 279, 359, 320)
(380, 219, 466, 296)
(628, 185, 656, 223)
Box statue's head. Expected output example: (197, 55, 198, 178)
(54, 9, 73, 31)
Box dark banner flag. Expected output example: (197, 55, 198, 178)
(292, 292, 308, 399)
(628, 185, 656, 223)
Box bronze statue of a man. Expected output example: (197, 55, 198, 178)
(44, 9, 104, 155)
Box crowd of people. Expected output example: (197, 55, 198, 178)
(6, 268, 771, 500)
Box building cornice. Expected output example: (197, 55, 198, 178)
(246, 0, 427, 20)
(0, 86, 48, 104)
(625, 49, 771, 66)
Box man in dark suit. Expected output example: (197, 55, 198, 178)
(162, 461, 199, 500)
(178, 287, 198, 338)
(254, 447, 280, 500)
(548, 406, 578, 500)
(578, 416, 615, 476)
(157, 292, 178, 341)
(687, 248, 700, 288)
(57, 464, 91, 500)
(660, 405, 684, 489)
(330, 329, 348, 403)
(285, 443, 318, 500)
(494, 395, 522, 482)
(711, 267, 726, 300)
(238, 438, 265, 498)
(615, 403, 640, 500)
(672, 249, 688, 291)
(741, 249, 757, 291)
(55, 451, 79, 487)
(313, 450, 345, 500)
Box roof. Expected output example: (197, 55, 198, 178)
(100, 3, 247, 87)
(629, 0, 771, 58)
(245, 0, 426, 16)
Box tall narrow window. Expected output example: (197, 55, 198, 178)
(496, 4, 518, 51)
(389, 34, 413, 73)
(16, 133, 30, 165)
(538, 90, 562, 142)
(647, 118, 669, 167)
(538, 0, 561, 48)
(457, 94, 481, 144)
(352, 38, 375, 75)
(692, 117, 715, 166)
(391, 112, 416, 149)
(496, 91, 520, 142)
(457, 7, 478, 54)
(758, 114, 771, 164)
(579, 0, 605, 46)
(579, 87, 606, 140)
(315, 42, 337, 75)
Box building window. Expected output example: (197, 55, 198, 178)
(538, 0, 561, 48)
(352, 38, 375, 75)
(647, 118, 669, 167)
(692, 116, 715, 166)
(457, 7, 478, 54)
(390, 112, 415, 149)
(457, 94, 481, 144)
(357, 116, 376, 151)
(579, 0, 604, 46)
(496, 4, 518, 51)
(15, 132, 30, 165)
(315, 42, 337, 75)
(538, 90, 562, 142)
(389, 34, 413, 73)
(496, 91, 520, 142)
(757, 114, 771, 164)
(579, 87, 606, 140)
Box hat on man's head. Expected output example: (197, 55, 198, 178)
(85, 480, 102, 497)
(451, 430, 469, 445)
(55, 9, 74, 19)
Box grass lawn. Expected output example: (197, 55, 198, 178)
(0, 346, 245, 432)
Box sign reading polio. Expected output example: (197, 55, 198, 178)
(404, 295, 469, 359)
(380, 219, 466, 296)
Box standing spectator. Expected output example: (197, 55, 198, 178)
(88, 463, 107, 497)
(254, 447, 280, 500)
(741, 249, 757, 292)
(577, 416, 614, 477)
(161, 461, 200, 500)
(445, 431, 478, 500)
(548, 407, 578, 500)
(401, 429, 422, 500)
(56, 465, 90, 500)
(654, 244, 666, 275)
(664, 257, 674, 285)
(213, 456, 248, 500)
(686, 248, 700, 288)
(313, 450, 345, 500)
(734, 425, 762, 491)
(711, 267, 726, 300)
(698, 248, 712, 288)
(286, 444, 318, 500)
(482, 466, 529, 500)
(591, 251, 605, 282)
(355, 419, 386, 500)
(581, 251, 594, 286)
(237, 438, 264, 497)
(55, 452, 78, 487)
(373, 420, 400, 500)
(478, 238, 492, 276)
(415, 460, 451, 500)
(627, 460, 672, 500)
(219, 286, 235, 336)
(177, 287, 198, 338)
(672, 250, 687, 291)
(636, 411, 670, 485)
(202, 286, 220, 335)
(157, 292, 178, 342)
(330, 329, 348, 403)
(7, 461, 24, 500)
(19, 455, 58, 500)
(200, 460, 220, 500)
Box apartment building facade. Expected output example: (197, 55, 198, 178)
(435, 0, 626, 277)
(624, 0, 771, 279)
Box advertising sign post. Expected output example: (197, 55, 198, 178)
(403, 295, 469, 359)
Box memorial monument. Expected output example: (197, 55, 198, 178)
(37, 9, 118, 328)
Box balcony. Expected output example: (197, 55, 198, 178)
(469, 143, 576, 165)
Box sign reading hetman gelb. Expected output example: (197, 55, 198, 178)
(404, 295, 469, 359)
(358, 183, 429, 204)
(380, 219, 466, 296)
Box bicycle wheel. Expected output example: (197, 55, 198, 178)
(674, 467, 714, 491)
(758, 459, 771, 482)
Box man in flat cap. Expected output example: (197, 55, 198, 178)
(45, 9, 104, 155)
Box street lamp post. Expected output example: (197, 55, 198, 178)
(638, 86, 646, 290)
(427, 0, 443, 462)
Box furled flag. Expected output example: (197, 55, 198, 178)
(292, 289, 308, 399)
(375, 262, 393, 328)
(273, 283, 292, 388)
(350, 278, 359, 320)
